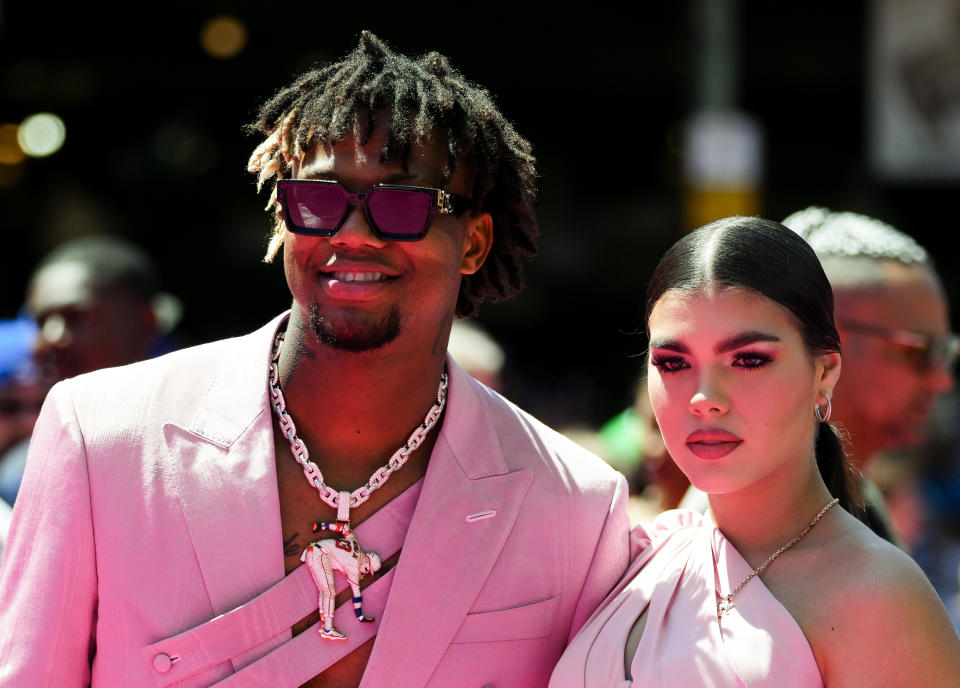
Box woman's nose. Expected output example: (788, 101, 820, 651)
(688, 379, 730, 416)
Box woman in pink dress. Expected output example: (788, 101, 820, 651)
(552, 217, 960, 687)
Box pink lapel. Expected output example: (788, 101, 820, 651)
(362, 359, 533, 688)
(162, 316, 287, 623)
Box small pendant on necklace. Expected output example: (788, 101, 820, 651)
(716, 592, 734, 618)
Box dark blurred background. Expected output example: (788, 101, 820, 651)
(1, 0, 957, 429)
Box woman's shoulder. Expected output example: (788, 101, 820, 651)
(803, 516, 960, 686)
(815, 516, 937, 609)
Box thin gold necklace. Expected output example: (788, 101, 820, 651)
(715, 497, 839, 618)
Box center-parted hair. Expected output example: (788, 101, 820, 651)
(645, 216, 862, 515)
(246, 30, 539, 318)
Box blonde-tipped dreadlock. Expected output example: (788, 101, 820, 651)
(246, 31, 539, 318)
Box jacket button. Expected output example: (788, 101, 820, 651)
(153, 653, 173, 673)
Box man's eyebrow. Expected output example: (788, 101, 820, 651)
(298, 170, 338, 181)
(715, 331, 780, 354)
(380, 171, 423, 184)
(296, 170, 424, 185)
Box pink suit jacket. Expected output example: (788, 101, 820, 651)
(0, 314, 630, 687)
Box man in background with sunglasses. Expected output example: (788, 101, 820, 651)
(784, 206, 957, 543)
(0, 31, 629, 687)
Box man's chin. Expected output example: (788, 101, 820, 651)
(308, 303, 402, 353)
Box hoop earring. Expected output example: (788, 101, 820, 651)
(815, 396, 832, 423)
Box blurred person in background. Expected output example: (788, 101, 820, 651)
(596, 377, 689, 525)
(0, 317, 46, 553)
(900, 393, 960, 631)
(0, 236, 183, 512)
(782, 207, 956, 546)
(25, 235, 182, 385)
(446, 318, 505, 393)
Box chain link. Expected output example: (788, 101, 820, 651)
(269, 331, 448, 513)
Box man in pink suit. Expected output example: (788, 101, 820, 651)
(0, 32, 629, 687)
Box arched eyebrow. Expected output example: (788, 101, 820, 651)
(648, 338, 689, 354)
(649, 331, 780, 355)
(716, 331, 780, 353)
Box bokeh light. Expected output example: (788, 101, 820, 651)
(200, 15, 247, 59)
(17, 113, 66, 157)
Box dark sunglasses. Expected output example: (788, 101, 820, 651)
(277, 179, 472, 241)
(840, 320, 960, 373)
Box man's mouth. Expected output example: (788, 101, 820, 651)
(329, 272, 390, 283)
(318, 269, 397, 301)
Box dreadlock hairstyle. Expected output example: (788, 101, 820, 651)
(246, 31, 539, 318)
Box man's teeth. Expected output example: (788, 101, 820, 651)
(332, 272, 388, 282)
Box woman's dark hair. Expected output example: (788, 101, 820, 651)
(645, 216, 863, 516)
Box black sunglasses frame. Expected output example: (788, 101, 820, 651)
(277, 179, 472, 241)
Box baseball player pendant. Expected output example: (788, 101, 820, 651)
(300, 492, 382, 640)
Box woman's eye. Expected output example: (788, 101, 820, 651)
(651, 356, 688, 373)
(733, 352, 771, 369)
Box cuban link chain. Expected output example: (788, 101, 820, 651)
(269, 330, 448, 639)
(268, 331, 448, 519)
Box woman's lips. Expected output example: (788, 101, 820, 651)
(685, 429, 743, 460)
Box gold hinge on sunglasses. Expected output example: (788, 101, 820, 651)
(437, 190, 455, 214)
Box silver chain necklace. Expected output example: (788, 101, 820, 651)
(269, 331, 447, 640)
(268, 330, 448, 523)
(715, 497, 839, 618)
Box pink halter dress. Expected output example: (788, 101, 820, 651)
(550, 509, 825, 687)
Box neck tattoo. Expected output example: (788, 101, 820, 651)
(268, 330, 448, 639)
(715, 497, 839, 619)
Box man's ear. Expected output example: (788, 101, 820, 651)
(459, 212, 494, 275)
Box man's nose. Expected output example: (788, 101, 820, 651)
(328, 202, 387, 248)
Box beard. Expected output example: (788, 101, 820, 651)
(308, 302, 402, 352)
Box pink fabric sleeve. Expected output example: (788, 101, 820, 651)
(0, 382, 98, 687)
(566, 472, 631, 642)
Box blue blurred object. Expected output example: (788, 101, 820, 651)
(0, 317, 38, 386)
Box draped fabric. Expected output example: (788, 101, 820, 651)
(551, 510, 825, 688)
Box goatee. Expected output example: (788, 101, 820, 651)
(308, 303, 402, 352)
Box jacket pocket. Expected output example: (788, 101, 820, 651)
(451, 594, 560, 644)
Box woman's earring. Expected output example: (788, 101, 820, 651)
(815, 395, 832, 423)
